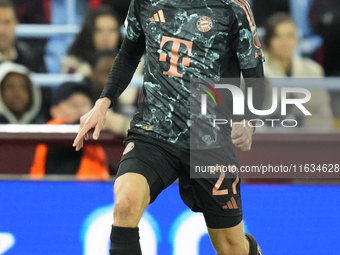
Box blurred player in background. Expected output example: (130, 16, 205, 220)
(74, 0, 265, 254)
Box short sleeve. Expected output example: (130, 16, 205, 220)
(125, 0, 143, 42)
(229, 0, 265, 70)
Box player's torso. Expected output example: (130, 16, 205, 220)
(132, 0, 238, 148)
(140, 0, 236, 81)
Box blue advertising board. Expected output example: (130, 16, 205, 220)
(0, 181, 339, 254)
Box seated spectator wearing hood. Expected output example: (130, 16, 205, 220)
(30, 82, 110, 180)
(262, 13, 333, 129)
(0, 0, 47, 72)
(0, 62, 47, 124)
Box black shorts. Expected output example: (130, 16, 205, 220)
(116, 130, 243, 229)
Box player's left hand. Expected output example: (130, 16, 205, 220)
(231, 120, 255, 151)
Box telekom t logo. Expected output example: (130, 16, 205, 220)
(159, 36, 193, 78)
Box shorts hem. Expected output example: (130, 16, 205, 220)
(203, 211, 243, 229)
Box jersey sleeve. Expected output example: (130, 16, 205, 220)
(229, 0, 265, 70)
(125, 0, 143, 42)
(99, 0, 145, 106)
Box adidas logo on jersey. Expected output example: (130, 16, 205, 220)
(150, 10, 166, 23)
(222, 197, 238, 209)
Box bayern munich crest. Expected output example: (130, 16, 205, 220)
(123, 142, 135, 155)
(197, 16, 213, 32)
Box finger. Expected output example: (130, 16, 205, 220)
(239, 139, 252, 151)
(78, 114, 87, 130)
(246, 140, 252, 151)
(73, 126, 89, 147)
(84, 133, 89, 140)
(73, 134, 80, 148)
(234, 138, 250, 150)
(231, 126, 242, 139)
(231, 132, 241, 140)
(76, 138, 84, 151)
(232, 135, 246, 146)
(73, 132, 84, 147)
(73, 111, 94, 150)
(231, 125, 238, 139)
(93, 121, 103, 140)
(73, 135, 84, 151)
(241, 145, 250, 152)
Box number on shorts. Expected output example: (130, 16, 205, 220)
(212, 165, 239, 196)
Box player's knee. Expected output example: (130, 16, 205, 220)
(114, 192, 145, 218)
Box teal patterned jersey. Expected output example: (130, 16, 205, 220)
(127, 0, 264, 148)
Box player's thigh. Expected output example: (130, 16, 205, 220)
(208, 220, 246, 251)
(114, 157, 162, 219)
(116, 134, 179, 203)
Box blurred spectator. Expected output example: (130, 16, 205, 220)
(84, 50, 138, 137)
(252, 0, 290, 27)
(12, 0, 50, 24)
(309, 0, 340, 77)
(89, 0, 130, 24)
(86, 50, 118, 101)
(0, 0, 47, 72)
(30, 82, 110, 180)
(262, 13, 333, 129)
(0, 62, 47, 123)
(61, 5, 122, 76)
(11, 0, 51, 51)
(309, 0, 340, 125)
(87, 50, 138, 107)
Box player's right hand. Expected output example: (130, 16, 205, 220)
(231, 119, 254, 152)
(73, 97, 111, 151)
